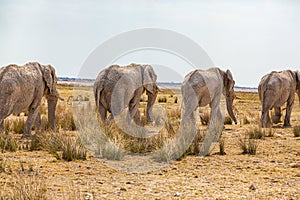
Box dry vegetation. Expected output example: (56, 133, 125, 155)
(0, 86, 299, 199)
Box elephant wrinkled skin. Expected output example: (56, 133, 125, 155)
(94, 63, 159, 124)
(181, 67, 237, 125)
(0, 62, 62, 137)
(258, 70, 300, 128)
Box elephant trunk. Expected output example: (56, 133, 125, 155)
(47, 97, 58, 131)
(46, 87, 63, 131)
(297, 90, 300, 105)
(146, 89, 158, 122)
(226, 95, 237, 124)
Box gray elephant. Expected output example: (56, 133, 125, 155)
(258, 70, 300, 128)
(0, 62, 63, 137)
(181, 67, 237, 156)
(94, 63, 160, 124)
(181, 67, 237, 125)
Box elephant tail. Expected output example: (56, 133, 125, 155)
(94, 82, 103, 110)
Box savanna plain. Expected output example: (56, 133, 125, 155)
(0, 84, 299, 199)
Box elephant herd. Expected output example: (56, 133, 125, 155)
(0, 62, 299, 138)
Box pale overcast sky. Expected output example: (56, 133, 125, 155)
(1, 0, 300, 87)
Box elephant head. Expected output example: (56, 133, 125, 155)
(223, 69, 237, 124)
(295, 70, 300, 104)
(42, 65, 63, 130)
(142, 65, 160, 122)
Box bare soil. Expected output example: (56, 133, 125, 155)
(1, 91, 300, 199)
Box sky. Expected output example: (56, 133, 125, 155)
(0, 0, 300, 87)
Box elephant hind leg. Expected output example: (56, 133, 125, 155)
(23, 105, 40, 137)
(0, 119, 4, 133)
(97, 103, 107, 122)
(272, 107, 282, 124)
(261, 110, 272, 128)
(34, 114, 42, 134)
(284, 97, 294, 127)
(128, 98, 141, 125)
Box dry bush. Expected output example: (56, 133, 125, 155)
(55, 103, 76, 131)
(200, 112, 233, 125)
(184, 129, 205, 157)
(219, 137, 226, 155)
(0, 157, 12, 173)
(264, 128, 274, 137)
(0, 174, 48, 200)
(157, 96, 167, 103)
(174, 96, 178, 103)
(293, 126, 300, 137)
(166, 107, 181, 120)
(238, 133, 259, 155)
(30, 132, 87, 161)
(153, 121, 200, 162)
(224, 116, 233, 125)
(200, 111, 210, 125)
(0, 132, 18, 152)
(242, 116, 251, 125)
(4, 117, 26, 134)
(248, 126, 264, 139)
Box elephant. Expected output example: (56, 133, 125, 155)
(0, 62, 63, 137)
(93, 63, 160, 125)
(258, 70, 300, 128)
(181, 67, 237, 125)
(181, 67, 237, 156)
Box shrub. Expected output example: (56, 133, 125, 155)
(0, 174, 48, 200)
(238, 134, 259, 155)
(248, 126, 264, 139)
(293, 126, 300, 137)
(264, 128, 274, 137)
(30, 132, 87, 161)
(200, 112, 210, 125)
(174, 96, 178, 104)
(4, 118, 26, 134)
(55, 103, 76, 131)
(242, 116, 251, 125)
(224, 116, 233, 125)
(158, 96, 167, 103)
(219, 137, 226, 155)
(0, 132, 18, 152)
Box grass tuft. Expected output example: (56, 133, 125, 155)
(0, 132, 18, 152)
(293, 126, 300, 137)
(238, 133, 259, 155)
(248, 126, 264, 139)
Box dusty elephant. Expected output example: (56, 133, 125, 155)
(181, 67, 237, 125)
(0, 62, 63, 137)
(258, 70, 300, 128)
(94, 63, 160, 124)
(181, 67, 237, 156)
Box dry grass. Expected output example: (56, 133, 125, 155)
(248, 126, 264, 139)
(0, 132, 18, 152)
(30, 132, 87, 161)
(0, 174, 48, 200)
(293, 126, 300, 137)
(238, 131, 259, 155)
(1, 87, 300, 198)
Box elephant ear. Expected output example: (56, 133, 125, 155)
(224, 69, 235, 96)
(43, 65, 56, 94)
(143, 65, 157, 94)
(295, 70, 300, 89)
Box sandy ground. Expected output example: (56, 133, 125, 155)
(1, 124, 299, 199)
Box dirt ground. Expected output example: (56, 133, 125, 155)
(1, 91, 300, 199)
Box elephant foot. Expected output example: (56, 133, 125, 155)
(283, 124, 291, 128)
